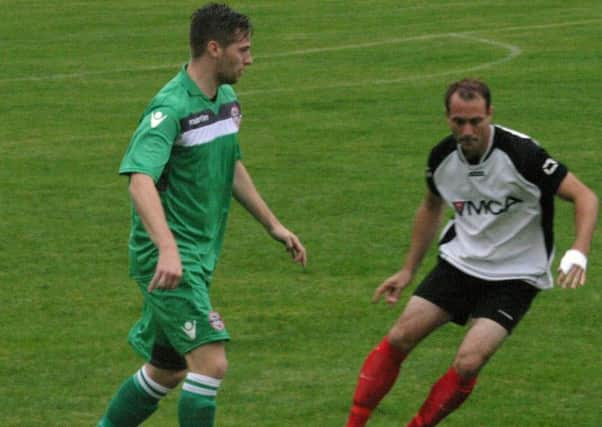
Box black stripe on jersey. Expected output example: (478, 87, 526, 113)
(179, 101, 241, 132)
(540, 193, 556, 257)
(439, 222, 456, 245)
(426, 136, 456, 196)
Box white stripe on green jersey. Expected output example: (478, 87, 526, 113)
(176, 117, 239, 147)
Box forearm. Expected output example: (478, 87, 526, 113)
(233, 161, 279, 230)
(557, 173, 599, 256)
(129, 173, 178, 251)
(571, 188, 599, 255)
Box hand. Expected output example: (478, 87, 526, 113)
(372, 269, 413, 305)
(557, 249, 587, 289)
(557, 266, 586, 289)
(269, 223, 307, 267)
(148, 245, 183, 292)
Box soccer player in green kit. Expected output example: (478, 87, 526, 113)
(97, 4, 307, 426)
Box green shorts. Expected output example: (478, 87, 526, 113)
(128, 271, 230, 364)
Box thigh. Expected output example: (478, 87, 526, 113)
(453, 317, 508, 376)
(458, 318, 508, 358)
(388, 296, 451, 352)
(413, 258, 479, 326)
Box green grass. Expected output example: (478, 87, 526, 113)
(1, 1, 601, 426)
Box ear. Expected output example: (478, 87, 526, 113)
(206, 40, 222, 59)
(487, 105, 494, 117)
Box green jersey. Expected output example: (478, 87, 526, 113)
(119, 65, 242, 282)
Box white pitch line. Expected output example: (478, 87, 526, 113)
(1, 18, 597, 84)
(260, 18, 601, 59)
(237, 33, 523, 96)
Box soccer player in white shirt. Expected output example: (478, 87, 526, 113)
(346, 79, 598, 427)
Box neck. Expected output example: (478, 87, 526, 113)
(187, 59, 218, 99)
(463, 151, 482, 164)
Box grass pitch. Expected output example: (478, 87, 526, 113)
(1, 1, 601, 426)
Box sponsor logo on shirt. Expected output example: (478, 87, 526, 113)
(189, 114, 211, 126)
(453, 196, 523, 216)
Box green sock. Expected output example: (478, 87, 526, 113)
(98, 366, 171, 427)
(178, 373, 222, 427)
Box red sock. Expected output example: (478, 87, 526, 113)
(406, 367, 477, 427)
(346, 337, 407, 427)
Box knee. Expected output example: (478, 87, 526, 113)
(171, 369, 188, 384)
(453, 351, 489, 378)
(211, 356, 228, 379)
(188, 354, 229, 380)
(146, 364, 187, 389)
(387, 322, 419, 354)
(186, 342, 229, 379)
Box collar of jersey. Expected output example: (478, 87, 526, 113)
(456, 124, 496, 166)
(179, 64, 213, 100)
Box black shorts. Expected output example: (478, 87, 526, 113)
(414, 258, 540, 333)
(149, 344, 187, 371)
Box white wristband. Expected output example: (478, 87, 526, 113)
(559, 249, 587, 274)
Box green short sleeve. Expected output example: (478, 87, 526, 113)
(119, 106, 180, 182)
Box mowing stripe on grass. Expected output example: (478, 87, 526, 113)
(1, 18, 598, 84)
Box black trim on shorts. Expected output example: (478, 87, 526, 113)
(149, 344, 187, 371)
(414, 258, 539, 333)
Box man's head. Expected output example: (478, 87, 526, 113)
(445, 79, 494, 163)
(189, 3, 253, 84)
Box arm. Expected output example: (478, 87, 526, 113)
(129, 173, 182, 291)
(373, 190, 445, 304)
(555, 172, 599, 288)
(232, 161, 307, 267)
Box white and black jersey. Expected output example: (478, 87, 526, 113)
(426, 125, 568, 289)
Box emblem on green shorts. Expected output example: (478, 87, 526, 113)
(181, 320, 197, 340)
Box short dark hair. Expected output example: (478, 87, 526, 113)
(189, 3, 252, 58)
(444, 79, 491, 112)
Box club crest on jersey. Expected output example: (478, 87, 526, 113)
(230, 105, 241, 128)
(453, 196, 523, 216)
(208, 311, 225, 331)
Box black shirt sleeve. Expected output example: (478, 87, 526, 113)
(426, 137, 456, 197)
(494, 128, 568, 195)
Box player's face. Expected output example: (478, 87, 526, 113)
(216, 33, 253, 85)
(447, 93, 493, 163)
